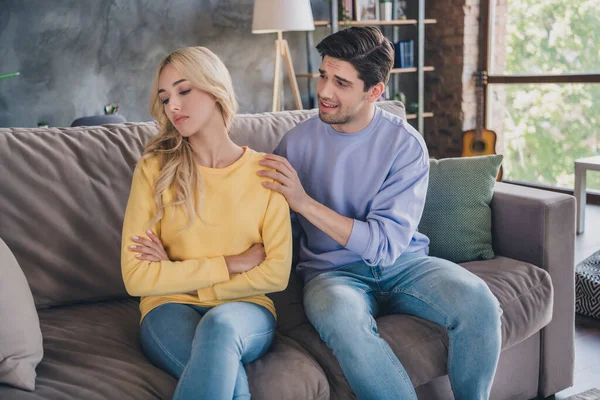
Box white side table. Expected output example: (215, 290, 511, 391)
(574, 155, 600, 234)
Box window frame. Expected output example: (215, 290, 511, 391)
(480, 0, 600, 203)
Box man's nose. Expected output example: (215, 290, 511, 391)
(318, 80, 334, 100)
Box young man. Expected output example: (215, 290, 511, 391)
(257, 26, 502, 400)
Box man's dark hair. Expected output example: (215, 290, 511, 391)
(316, 26, 394, 91)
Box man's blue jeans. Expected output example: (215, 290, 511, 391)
(139, 302, 276, 400)
(303, 250, 502, 400)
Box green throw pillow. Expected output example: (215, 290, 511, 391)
(418, 155, 503, 264)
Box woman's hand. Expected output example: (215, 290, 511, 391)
(129, 230, 170, 262)
(225, 244, 266, 275)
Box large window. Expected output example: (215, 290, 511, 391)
(486, 0, 600, 191)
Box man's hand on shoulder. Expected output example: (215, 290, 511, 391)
(259, 154, 354, 247)
(258, 154, 311, 214)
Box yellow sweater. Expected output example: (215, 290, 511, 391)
(121, 147, 292, 322)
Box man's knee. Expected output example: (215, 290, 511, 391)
(304, 282, 375, 340)
(459, 281, 502, 329)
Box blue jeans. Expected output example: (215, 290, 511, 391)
(303, 251, 502, 400)
(139, 302, 276, 400)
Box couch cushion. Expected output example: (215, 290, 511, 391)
(285, 256, 553, 392)
(0, 102, 404, 310)
(0, 237, 43, 391)
(462, 257, 553, 350)
(0, 299, 329, 400)
(229, 101, 406, 154)
(418, 155, 503, 263)
(0, 123, 158, 309)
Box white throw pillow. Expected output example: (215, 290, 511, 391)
(0, 237, 43, 391)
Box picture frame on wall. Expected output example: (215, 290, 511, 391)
(354, 0, 379, 21)
(341, 0, 354, 20)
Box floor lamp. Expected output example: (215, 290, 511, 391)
(252, 0, 315, 112)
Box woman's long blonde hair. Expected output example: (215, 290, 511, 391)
(144, 47, 238, 231)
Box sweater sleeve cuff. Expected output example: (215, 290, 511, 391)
(195, 256, 229, 302)
(210, 256, 230, 284)
(196, 286, 217, 302)
(345, 219, 370, 257)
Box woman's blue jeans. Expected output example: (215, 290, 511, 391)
(303, 251, 503, 400)
(140, 301, 276, 400)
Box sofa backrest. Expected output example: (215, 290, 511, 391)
(0, 101, 406, 309)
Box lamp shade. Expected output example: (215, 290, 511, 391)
(252, 0, 315, 34)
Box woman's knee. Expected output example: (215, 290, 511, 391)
(199, 307, 244, 337)
(198, 303, 274, 342)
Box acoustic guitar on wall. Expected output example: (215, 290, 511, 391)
(461, 71, 503, 181)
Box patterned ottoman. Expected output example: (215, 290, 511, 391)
(576, 250, 600, 319)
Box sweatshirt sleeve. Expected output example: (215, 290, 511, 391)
(274, 135, 302, 239)
(203, 189, 293, 301)
(345, 154, 430, 267)
(121, 160, 230, 297)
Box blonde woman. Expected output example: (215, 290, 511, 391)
(121, 47, 292, 400)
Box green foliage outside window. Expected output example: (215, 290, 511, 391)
(501, 0, 600, 190)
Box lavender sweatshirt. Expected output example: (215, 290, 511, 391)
(274, 106, 430, 282)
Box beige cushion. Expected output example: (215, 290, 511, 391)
(461, 256, 553, 350)
(0, 237, 43, 391)
(0, 299, 329, 400)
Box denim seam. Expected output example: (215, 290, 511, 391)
(145, 318, 186, 372)
(370, 265, 385, 292)
(308, 285, 373, 298)
(390, 288, 451, 324)
(389, 288, 456, 395)
(175, 356, 193, 397)
(372, 316, 415, 395)
(447, 333, 456, 397)
(360, 288, 374, 296)
(241, 328, 276, 352)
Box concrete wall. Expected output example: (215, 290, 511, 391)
(0, 0, 329, 128)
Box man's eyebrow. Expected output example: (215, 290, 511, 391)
(158, 79, 187, 94)
(318, 69, 353, 85)
(334, 75, 352, 85)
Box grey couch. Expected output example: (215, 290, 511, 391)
(0, 102, 575, 399)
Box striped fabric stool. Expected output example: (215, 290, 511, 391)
(576, 250, 600, 319)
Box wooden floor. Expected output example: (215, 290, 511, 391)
(545, 204, 600, 399)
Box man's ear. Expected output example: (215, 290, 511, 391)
(366, 82, 386, 103)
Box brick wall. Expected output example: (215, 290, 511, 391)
(425, 0, 508, 158)
(424, 0, 481, 158)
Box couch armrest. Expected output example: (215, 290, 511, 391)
(491, 182, 575, 396)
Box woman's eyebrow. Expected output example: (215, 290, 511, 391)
(158, 79, 188, 94)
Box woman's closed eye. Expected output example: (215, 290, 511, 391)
(160, 90, 190, 105)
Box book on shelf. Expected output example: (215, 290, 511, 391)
(394, 40, 414, 69)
